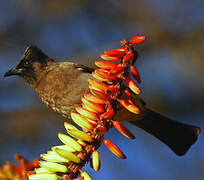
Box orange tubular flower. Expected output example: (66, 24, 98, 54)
(130, 36, 146, 44)
(113, 121, 135, 139)
(100, 54, 121, 61)
(95, 61, 117, 69)
(89, 88, 111, 101)
(110, 64, 125, 74)
(75, 106, 98, 120)
(73, 177, 84, 180)
(84, 93, 106, 104)
(124, 89, 132, 97)
(100, 108, 114, 120)
(123, 52, 134, 62)
(88, 78, 116, 91)
(104, 48, 127, 56)
(81, 97, 104, 113)
(94, 69, 118, 81)
(71, 112, 95, 130)
(126, 78, 141, 95)
(118, 99, 141, 114)
(104, 139, 126, 159)
(130, 65, 141, 84)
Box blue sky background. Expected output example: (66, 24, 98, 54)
(0, 0, 204, 179)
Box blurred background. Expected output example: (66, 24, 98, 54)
(0, 0, 204, 179)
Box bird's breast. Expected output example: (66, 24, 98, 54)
(35, 68, 91, 119)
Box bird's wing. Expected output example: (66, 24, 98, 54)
(36, 62, 92, 116)
(72, 63, 95, 73)
(55, 62, 92, 107)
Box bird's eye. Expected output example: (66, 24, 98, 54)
(24, 60, 31, 67)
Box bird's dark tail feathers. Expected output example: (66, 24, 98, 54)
(130, 109, 201, 156)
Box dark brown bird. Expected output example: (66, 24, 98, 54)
(4, 45, 201, 156)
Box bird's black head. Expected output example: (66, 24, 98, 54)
(4, 45, 54, 85)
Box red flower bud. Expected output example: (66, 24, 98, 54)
(104, 48, 127, 57)
(100, 109, 114, 120)
(94, 69, 118, 81)
(73, 177, 84, 180)
(92, 71, 115, 82)
(95, 61, 117, 69)
(118, 99, 141, 114)
(123, 52, 133, 62)
(90, 89, 111, 101)
(126, 78, 141, 95)
(88, 78, 114, 91)
(113, 121, 135, 139)
(110, 64, 125, 74)
(84, 93, 106, 104)
(130, 65, 141, 84)
(124, 89, 132, 97)
(75, 106, 98, 120)
(104, 139, 126, 159)
(81, 97, 104, 113)
(100, 54, 121, 61)
(130, 36, 146, 44)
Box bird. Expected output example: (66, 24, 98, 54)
(4, 45, 201, 156)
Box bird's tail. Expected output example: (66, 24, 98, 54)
(130, 109, 201, 156)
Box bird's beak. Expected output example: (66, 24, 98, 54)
(4, 68, 23, 77)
